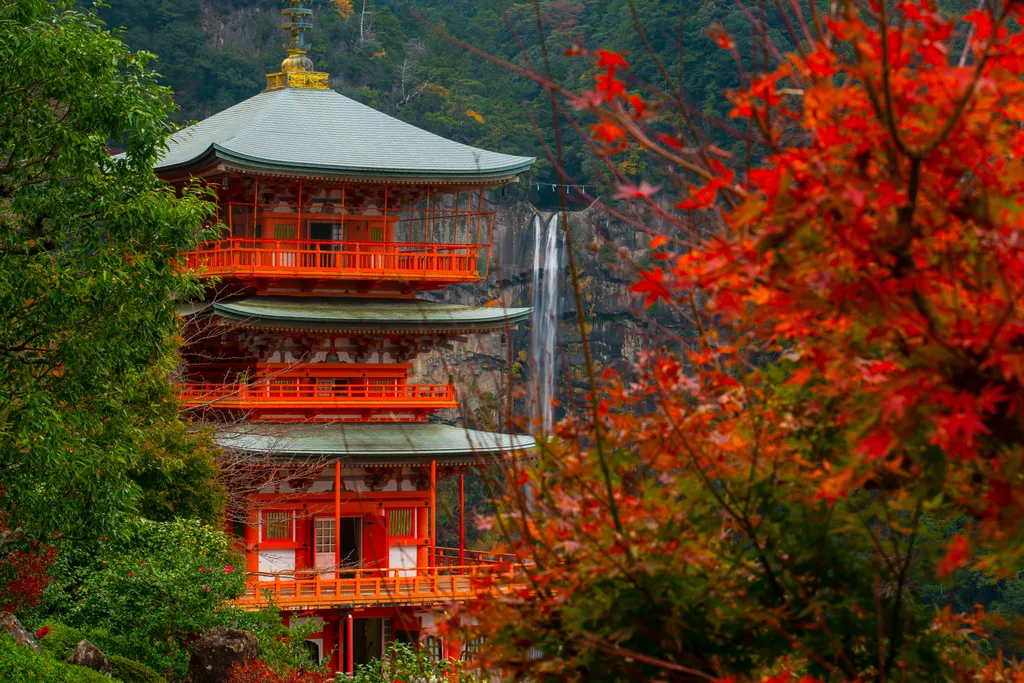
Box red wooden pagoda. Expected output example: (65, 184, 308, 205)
(160, 1, 535, 671)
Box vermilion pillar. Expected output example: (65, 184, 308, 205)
(345, 612, 354, 674)
(458, 471, 465, 567)
(416, 502, 428, 569)
(429, 459, 437, 569)
(245, 507, 258, 575)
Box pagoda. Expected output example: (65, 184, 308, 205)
(159, 1, 535, 672)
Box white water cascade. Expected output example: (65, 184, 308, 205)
(530, 213, 562, 434)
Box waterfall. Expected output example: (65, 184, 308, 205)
(530, 213, 562, 434)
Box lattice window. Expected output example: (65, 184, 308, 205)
(461, 637, 484, 662)
(262, 511, 292, 541)
(314, 518, 335, 553)
(422, 635, 443, 662)
(388, 509, 414, 538)
(370, 226, 384, 242)
(274, 223, 296, 240)
(382, 618, 393, 650)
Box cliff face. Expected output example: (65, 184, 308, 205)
(417, 198, 696, 427)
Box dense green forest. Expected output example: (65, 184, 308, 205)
(97, 0, 756, 192)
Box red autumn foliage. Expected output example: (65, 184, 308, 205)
(0, 500, 56, 614)
(226, 659, 334, 683)
(452, 0, 1024, 681)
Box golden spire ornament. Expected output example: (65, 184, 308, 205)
(265, 0, 329, 91)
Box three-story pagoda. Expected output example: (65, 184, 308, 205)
(160, 2, 535, 671)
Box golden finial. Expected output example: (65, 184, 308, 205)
(266, 0, 329, 91)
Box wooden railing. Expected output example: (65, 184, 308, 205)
(433, 546, 530, 570)
(180, 381, 456, 411)
(231, 563, 524, 610)
(182, 239, 486, 282)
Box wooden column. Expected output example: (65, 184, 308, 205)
(345, 612, 354, 674)
(334, 461, 342, 576)
(458, 471, 465, 568)
(416, 501, 428, 569)
(429, 459, 437, 569)
(244, 507, 259, 575)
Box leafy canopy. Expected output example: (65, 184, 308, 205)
(0, 0, 216, 539)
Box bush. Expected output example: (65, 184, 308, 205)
(0, 635, 114, 683)
(36, 621, 132, 665)
(109, 654, 164, 683)
(35, 621, 85, 660)
(65, 518, 246, 677)
(227, 658, 335, 683)
(341, 643, 477, 683)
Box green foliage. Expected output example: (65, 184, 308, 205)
(339, 642, 477, 683)
(59, 519, 245, 678)
(108, 655, 164, 683)
(226, 609, 335, 675)
(0, 635, 114, 683)
(130, 423, 225, 525)
(0, 0, 217, 542)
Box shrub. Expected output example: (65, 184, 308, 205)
(36, 621, 132, 665)
(227, 657, 335, 683)
(0, 635, 113, 683)
(109, 654, 164, 683)
(66, 518, 245, 677)
(342, 643, 476, 683)
(0, 500, 57, 614)
(35, 621, 85, 660)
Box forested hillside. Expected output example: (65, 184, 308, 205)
(99, 0, 753, 189)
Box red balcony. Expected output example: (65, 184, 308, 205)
(183, 239, 487, 286)
(232, 550, 528, 610)
(180, 378, 456, 421)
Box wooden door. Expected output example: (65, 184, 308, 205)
(313, 517, 336, 579)
(260, 218, 298, 268)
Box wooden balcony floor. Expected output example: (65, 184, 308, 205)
(232, 564, 525, 611)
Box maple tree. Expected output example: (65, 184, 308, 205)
(448, 0, 1024, 681)
(0, 496, 56, 614)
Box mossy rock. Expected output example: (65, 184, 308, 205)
(109, 654, 163, 683)
(0, 634, 117, 682)
(36, 622, 87, 660)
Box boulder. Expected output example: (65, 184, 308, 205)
(68, 639, 112, 675)
(0, 612, 42, 653)
(184, 627, 258, 683)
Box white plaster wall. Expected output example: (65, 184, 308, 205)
(389, 546, 417, 576)
(258, 549, 295, 579)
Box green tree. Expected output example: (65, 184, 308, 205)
(64, 519, 245, 677)
(0, 0, 216, 540)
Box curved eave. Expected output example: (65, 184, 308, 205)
(156, 143, 535, 184)
(178, 298, 533, 335)
(210, 311, 532, 335)
(213, 423, 535, 466)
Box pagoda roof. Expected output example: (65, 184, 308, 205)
(215, 422, 535, 465)
(156, 87, 535, 182)
(180, 296, 532, 334)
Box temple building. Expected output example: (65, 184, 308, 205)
(159, 0, 535, 671)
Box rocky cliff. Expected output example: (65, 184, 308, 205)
(417, 197, 696, 428)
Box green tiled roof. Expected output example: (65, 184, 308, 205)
(182, 296, 531, 333)
(156, 88, 535, 181)
(215, 423, 535, 465)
